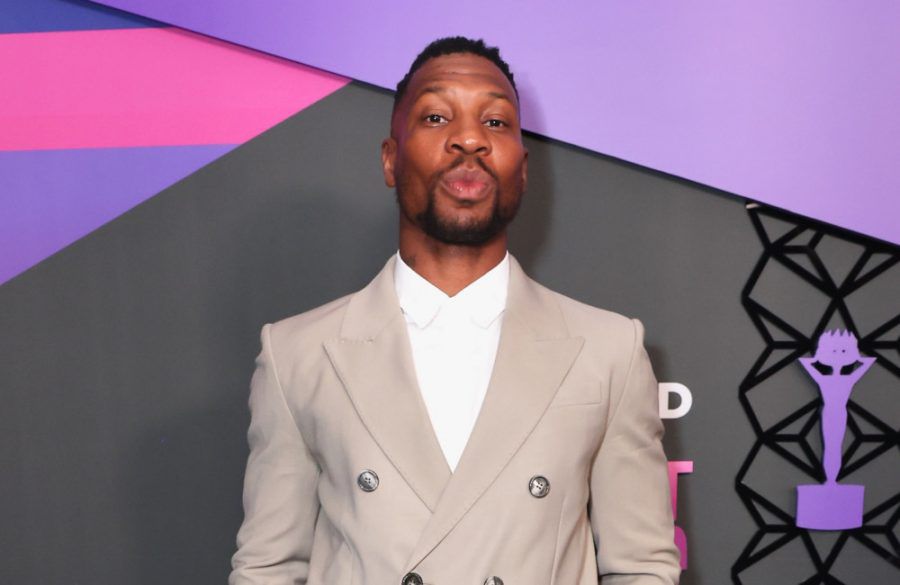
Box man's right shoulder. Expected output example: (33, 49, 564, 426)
(264, 292, 355, 352)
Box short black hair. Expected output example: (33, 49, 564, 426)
(392, 36, 518, 116)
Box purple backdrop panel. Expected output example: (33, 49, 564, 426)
(93, 0, 900, 245)
(0, 0, 160, 34)
(0, 145, 233, 285)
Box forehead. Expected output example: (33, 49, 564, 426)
(406, 53, 517, 105)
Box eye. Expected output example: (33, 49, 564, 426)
(484, 118, 506, 128)
(424, 113, 447, 124)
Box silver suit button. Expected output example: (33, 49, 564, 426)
(401, 572, 423, 585)
(484, 577, 504, 585)
(357, 469, 379, 492)
(528, 475, 550, 498)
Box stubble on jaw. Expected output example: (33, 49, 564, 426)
(395, 156, 523, 247)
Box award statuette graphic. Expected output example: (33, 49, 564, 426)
(796, 330, 876, 530)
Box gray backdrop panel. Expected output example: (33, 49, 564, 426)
(2, 82, 896, 584)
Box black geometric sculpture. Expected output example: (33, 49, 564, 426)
(732, 203, 899, 584)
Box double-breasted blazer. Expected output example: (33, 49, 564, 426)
(230, 255, 680, 584)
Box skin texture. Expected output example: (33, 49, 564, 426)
(381, 53, 528, 296)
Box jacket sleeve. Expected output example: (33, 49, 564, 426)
(230, 324, 321, 585)
(588, 319, 680, 584)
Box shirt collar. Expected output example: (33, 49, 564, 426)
(393, 251, 509, 329)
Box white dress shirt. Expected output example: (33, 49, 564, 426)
(393, 251, 510, 472)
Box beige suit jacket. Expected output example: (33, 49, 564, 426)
(230, 255, 680, 585)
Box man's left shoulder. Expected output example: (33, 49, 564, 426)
(533, 279, 642, 348)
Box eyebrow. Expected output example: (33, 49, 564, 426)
(416, 85, 514, 104)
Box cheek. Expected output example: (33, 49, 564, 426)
(493, 142, 526, 178)
(497, 156, 526, 193)
(399, 140, 444, 184)
(394, 150, 439, 213)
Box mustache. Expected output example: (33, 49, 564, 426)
(436, 156, 499, 184)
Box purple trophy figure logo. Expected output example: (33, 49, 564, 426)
(796, 330, 876, 530)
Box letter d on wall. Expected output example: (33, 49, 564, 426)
(659, 382, 693, 419)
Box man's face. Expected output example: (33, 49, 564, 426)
(382, 53, 528, 246)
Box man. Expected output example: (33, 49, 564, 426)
(230, 37, 680, 585)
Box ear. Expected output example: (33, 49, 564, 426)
(521, 147, 529, 192)
(381, 137, 397, 188)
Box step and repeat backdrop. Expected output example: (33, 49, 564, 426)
(2, 1, 897, 583)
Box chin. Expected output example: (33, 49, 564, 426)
(424, 214, 506, 246)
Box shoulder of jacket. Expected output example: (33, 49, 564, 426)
(537, 283, 635, 337)
(266, 292, 354, 348)
(539, 287, 645, 383)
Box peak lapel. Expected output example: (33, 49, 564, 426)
(404, 257, 584, 571)
(323, 257, 451, 512)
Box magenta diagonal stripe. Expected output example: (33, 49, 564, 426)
(0, 27, 349, 151)
(0, 145, 234, 285)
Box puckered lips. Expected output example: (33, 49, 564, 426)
(439, 166, 495, 202)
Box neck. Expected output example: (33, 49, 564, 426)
(398, 228, 508, 297)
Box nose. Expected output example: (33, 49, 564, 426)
(447, 119, 490, 156)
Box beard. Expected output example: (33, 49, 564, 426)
(397, 156, 524, 246)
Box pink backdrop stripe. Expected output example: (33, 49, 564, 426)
(0, 28, 349, 151)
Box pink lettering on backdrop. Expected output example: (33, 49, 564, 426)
(668, 460, 694, 570)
